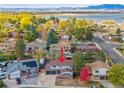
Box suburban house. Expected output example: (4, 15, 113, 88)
(86, 62, 110, 81)
(76, 42, 100, 53)
(25, 39, 47, 54)
(57, 31, 70, 41)
(45, 59, 73, 75)
(57, 41, 71, 52)
(0, 38, 16, 52)
(5, 23, 13, 29)
(50, 41, 73, 59)
(51, 20, 58, 30)
(7, 59, 39, 79)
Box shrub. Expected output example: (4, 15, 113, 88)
(0, 80, 6, 88)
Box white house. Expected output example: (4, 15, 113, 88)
(7, 59, 39, 79)
(90, 62, 109, 81)
(8, 70, 21, 79)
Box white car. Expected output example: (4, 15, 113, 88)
(2, 67, 7, 72)
(60, 72, 73, 76)
(0, 68, 2, 71)
(2, 69, 7, 73)
(0, 74, 6, 79)
(77, 41, 83, 45)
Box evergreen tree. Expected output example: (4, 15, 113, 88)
(15, 38, 25, 58)
(116, 28, 121, 36)
(85, 27, 93, 41)
(47, 29, 57, 44)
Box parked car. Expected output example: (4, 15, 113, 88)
(2, 67, 7, 72)
(2, 69, 7, 72)
(2, 67, 7, 69)
(16, 78, 22, 84)
(60, 72, 73, 76)
(56, 72, 73, 79)
(0, 74, 6, 80)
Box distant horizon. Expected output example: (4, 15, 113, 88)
(0, 4, 97, 8)
(0, 4, 124, 10)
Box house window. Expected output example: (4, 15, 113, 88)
(51, 66, 57, 69)
(70, 66, 73, 69)
(95, 75, 99, 80)
(95, 69, 99, 73)
(52, 66, 56, 68)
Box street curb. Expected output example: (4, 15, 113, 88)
(99, 36, 110, 44)
(113, 48, 124, 59)
(93, 40, 102, 50)
(99, 36, 121, 45)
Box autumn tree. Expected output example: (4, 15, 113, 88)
(74, 19, 87, 29)
(88, 20, 94, 27)
(20, 16, 32, 30)
(66, 17, 76, 35)
(24, 31, 36, 42)
(44, 20, 52, 31)
(32, 49, 46, 62)
(108, 64, 124, 86)
(57, 20, 70, 32)
(0, 29, 8, 42)
(8, 15, 19, 24)
(37, 17, 46, 24)
(74, 26, 93, 41)
(23, 23, 38, 42)
(74, 28, 85, 41)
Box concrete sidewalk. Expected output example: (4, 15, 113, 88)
(113, 48, 124, 59)
(100, 80, 114, 88)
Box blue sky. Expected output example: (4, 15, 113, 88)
(0, 4, 92, 8)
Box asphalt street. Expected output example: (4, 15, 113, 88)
(94, 35, 124, 64)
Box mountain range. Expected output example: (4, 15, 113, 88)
(1, 4, 124, 11)
(83, 4, 124, 9)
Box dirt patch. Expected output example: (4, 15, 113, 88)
(55, 78, 103, 88)
(55, 79, 73, 86)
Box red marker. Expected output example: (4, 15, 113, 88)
(59, 48, 64, 63)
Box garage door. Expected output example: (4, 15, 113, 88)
(46, 71, 57, 74)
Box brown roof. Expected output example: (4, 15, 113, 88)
(45, 59, 72, 70)
(90, 62, 110, 70)
(57, 41, 71, 48)
(0, 39, 16, 52)
(85, 42, 96, 46)
(76, 43, 99, 52)
(85, 62, 109, 74)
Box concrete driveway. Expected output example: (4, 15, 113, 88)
(100, 80, 114, 88)
(3, 79, 18, 88)
(36, 72, 56, 87)
(3, 76, 38, 88)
